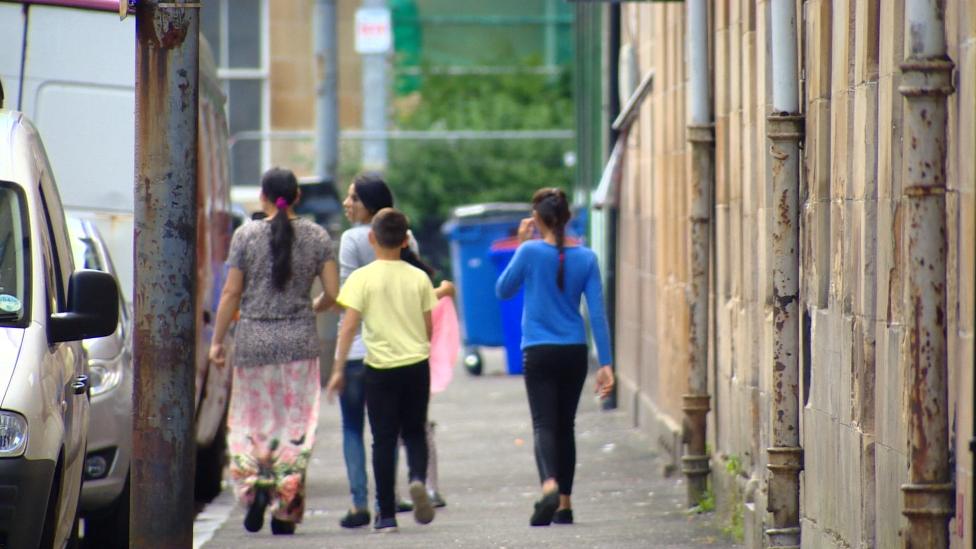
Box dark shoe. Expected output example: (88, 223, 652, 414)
(529, 491, 560, 527)
(409, 480, 435, 524)
(243, 489, 269, 533)
(396, 499, 414, 513)
(553, 508, 574, 524)
(270, 518, 296, 535)
(339, 508, 371, 528)
(372, 516, 398, 533)
(430, 491, 447, 508)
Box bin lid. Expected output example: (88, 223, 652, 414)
(450, 202, 531, 219)
(490, 236, 521, 252)
(441, 202, 533, 237)
(490, 235, 583, 253)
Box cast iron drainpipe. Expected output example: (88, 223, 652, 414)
(766, 1, 803, 548)
(682, 0, 713, 508)
(132, 1, 200, 546)
(899, 0, 955, 547)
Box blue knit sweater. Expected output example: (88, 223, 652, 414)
(495, 240, 612, 366)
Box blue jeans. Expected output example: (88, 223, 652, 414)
(340, 359, 368, 510)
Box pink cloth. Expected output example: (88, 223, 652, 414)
(429, 297, 460, 394)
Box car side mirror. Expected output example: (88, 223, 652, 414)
(50, 270, 120, 343)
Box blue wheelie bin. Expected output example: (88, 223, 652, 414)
(489, 237, 525, 374)
(441, 203, 532, 375)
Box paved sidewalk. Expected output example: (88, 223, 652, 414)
(198, 350, 739, 548)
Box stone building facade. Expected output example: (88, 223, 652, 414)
(609, 2, 975, 547)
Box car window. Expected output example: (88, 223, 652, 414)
(0, 183, 30, 326)
(37, 185, 70, 310)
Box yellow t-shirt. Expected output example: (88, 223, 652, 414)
(337, 259, 439, 368)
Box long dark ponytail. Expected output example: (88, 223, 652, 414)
(532, 187, 571, 290)
(262, 167, 299, 291)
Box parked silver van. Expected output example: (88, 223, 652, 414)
(0, 108, 119, 548)
(66, 214, 132, 547)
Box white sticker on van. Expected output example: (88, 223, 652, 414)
(0, 294, 21, 313)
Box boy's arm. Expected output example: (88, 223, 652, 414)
(327, 307, 362, 402)
(424, 309, 433, 341)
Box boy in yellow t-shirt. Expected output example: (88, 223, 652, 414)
(327, 208, 439, 533)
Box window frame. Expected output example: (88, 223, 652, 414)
(0, 182, 32, 329)
(210, 0, 271, 185)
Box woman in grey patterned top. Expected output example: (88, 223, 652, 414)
(209, 167, 339, 535)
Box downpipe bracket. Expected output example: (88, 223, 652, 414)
(766, 526, 801, 549)
(681, 394, 711, 413)
(899, 58, 955, 97)
(766, 114, 804, 142)
(687, 124, 715, 144)
(901, 482, 955, 519)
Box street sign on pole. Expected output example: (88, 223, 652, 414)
(358, 2, 390, 169)
(355, 7, 392, 54)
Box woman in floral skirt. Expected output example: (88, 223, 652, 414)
(210, 167, 339, 535)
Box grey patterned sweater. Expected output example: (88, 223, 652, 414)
(227, 217, 335, 367)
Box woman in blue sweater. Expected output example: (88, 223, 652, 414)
(495, 187, 615, 527)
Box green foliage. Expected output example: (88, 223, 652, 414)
(725, 453, 742, 476)
(381, 64, 576, 273)
(721, 454, 745, 542)
(722, 499, 745, 542)
(691, 486, 715, 514)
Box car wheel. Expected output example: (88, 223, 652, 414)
(463, 348, 483, 376)
(194, 408, 228, 504)
(81, 475, 129, 549)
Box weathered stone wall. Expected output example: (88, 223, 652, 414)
(613, 2, 975, 547)
(616, 4, 691, 468)
(946, 3, 975, 548)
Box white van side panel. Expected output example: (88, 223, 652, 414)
(0, 5, 25, 110)
(14, 7, 138, 299)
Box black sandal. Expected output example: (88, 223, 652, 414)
(529, 491, 560, 526)
(243, 489, 270, 533)
(271, 517, 296, 535)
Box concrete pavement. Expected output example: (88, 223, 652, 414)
(197, 349, 739, 548)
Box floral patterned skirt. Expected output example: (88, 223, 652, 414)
(228, 358, 320, 523)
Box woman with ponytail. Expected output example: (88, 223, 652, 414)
(210, 167, 339, 535)
(495, 187, 615, 527)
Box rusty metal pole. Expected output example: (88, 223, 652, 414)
(682, 0, 712, 508)
(766, 1, 803, 547)
(132, 1, 199, 547)
(899, 1, 954, 547)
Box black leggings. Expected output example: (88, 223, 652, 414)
(365, 360, 430, 518)
(522, 344, 588, 496)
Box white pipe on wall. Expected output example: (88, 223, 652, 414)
(687, 0, 709, 125)
(766, 1, 804, 547)
(905, 0, 946, 58)
(682, 0, 714, 508)
(770, 0, 799, 113)
(900, 0, 954, 547)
